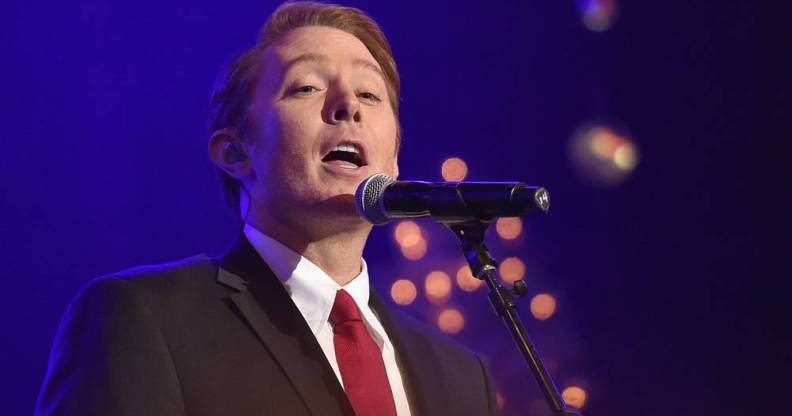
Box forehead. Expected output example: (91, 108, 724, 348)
(263, 26, 382, 75)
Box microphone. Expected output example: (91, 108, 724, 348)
(355, 174, 550, 225)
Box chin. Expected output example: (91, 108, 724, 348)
(315, 193, 358, 215)
(308, 198, 373, 235)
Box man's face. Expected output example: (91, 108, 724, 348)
(244, 26, 399, 227)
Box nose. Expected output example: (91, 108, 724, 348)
(324, 85, 361, 124)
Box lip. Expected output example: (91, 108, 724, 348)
(322, 159, 369, 178)
(320, 137, 369, 168)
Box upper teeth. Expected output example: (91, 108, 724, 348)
(332, 144, 359, 154)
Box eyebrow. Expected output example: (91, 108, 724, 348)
(284, 53, 386, 82)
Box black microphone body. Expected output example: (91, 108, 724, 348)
(355, 174, 550, 225)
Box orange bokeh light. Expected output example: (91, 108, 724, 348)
(495, 217, 523, 240)
(400, 237, 427, 260)
(530, 293, 557, 320)
(390, 279, 417, 305)
(589, 127, 623, 160)
(562, 386, 587, 409)
(441, 157, 468, 181)
(456, 265, 483, 292)
(499, 257, 525, 284)
(613, 142, 639, 171)
(425, 270, 452, 304)
(437, 308, 465, 334)
(394, 220, 422, 247)
(570, 124, 639, 185)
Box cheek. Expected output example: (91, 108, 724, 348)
(371, 113, 399, 177)
(256, 107, 305, 158)
(374, 112, 399, 152)
(275, 102, 322, 150)
(248, 110, 291, 181)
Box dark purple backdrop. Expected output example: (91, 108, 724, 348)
(2, 1, 781, 415)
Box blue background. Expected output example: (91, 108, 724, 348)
(2, 1, 781, 415)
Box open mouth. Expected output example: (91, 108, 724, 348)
(322, 143, 366, 168)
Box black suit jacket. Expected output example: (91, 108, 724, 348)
(36, 237, 500, 415)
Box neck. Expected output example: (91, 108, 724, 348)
(247, 208, 372, 286)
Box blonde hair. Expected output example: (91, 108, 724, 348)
(208, 1, 401, 210)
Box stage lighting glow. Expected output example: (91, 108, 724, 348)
(530, 293, 556, 320)
(569, 124, 639, 186)
(456, 264, 483, 292)
(561, 385, 587, 409)
(577, 0, 617, 32)
(589, 127, 620, 159)
(394, 220, 422, 247)
(437, 308, 465, 334)
(498, 257, 525, 284)
(495, 217, 523, 240)
(613, 141, 639, 171)
(425, 270, 452, 304)
(400, 236, 427, 260)
(496, 393, 505, 410)
(390, 279, 417, 305)
(441, 157, 468, 181)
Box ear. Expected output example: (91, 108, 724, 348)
(208, 128, 251, 180)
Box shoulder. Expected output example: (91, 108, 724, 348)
(374, 295, 500, 414)
(402, 307, 474, 353)
(36, 257, 212, 415)
(376, 294, 485, 364)
(69, 253, 226, 322)
(83, 253, 218, 294)
(107, 253, 217, 287)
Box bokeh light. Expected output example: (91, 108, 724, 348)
(455, 264, 483, 292)
(400, 237, 427, 260)
(569, 124, 639, 186)
(394, 220, 428, 260)
(530, 293, 557, 320)
(577, 0, 617, 32)
(495, 217, 523, 240)
(562, 386, 588, 409)
(498, 257, 526, 284)
(441, 157, 468, 181)
(390, 279, 417, 305)
(425, 270, 452, 304)
(394, 220, 422, 247)
(496, 393, 505, 410)
(613, 141, 639, 170)
(437, 308, 465, 334)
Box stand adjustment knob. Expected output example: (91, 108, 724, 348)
(511, 279, 528, 297)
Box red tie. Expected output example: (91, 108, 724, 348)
(329, 289, 397, 416)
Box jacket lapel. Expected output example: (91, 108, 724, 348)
(216, 237, 354, 416)
(369, 291, 450, 416)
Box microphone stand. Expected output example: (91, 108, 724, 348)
(444, 220, 582, 416)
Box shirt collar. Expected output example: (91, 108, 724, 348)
(243, 224, 371, 336)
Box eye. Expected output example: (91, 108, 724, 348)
(292, 85, 320, 95)
(358, 91, 382, 103)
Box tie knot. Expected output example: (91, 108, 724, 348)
(329, 289, 362, 325)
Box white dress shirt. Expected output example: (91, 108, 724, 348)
(244, 224, 413, 416)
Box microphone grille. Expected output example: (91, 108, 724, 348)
(355, 173, 394, 225)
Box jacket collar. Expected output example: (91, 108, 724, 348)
(216, 235, 451, 416)
(216, 236, 354, 416)
(369, 290, 451, 416)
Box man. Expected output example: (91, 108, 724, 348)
(35, 2, 500, 415)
